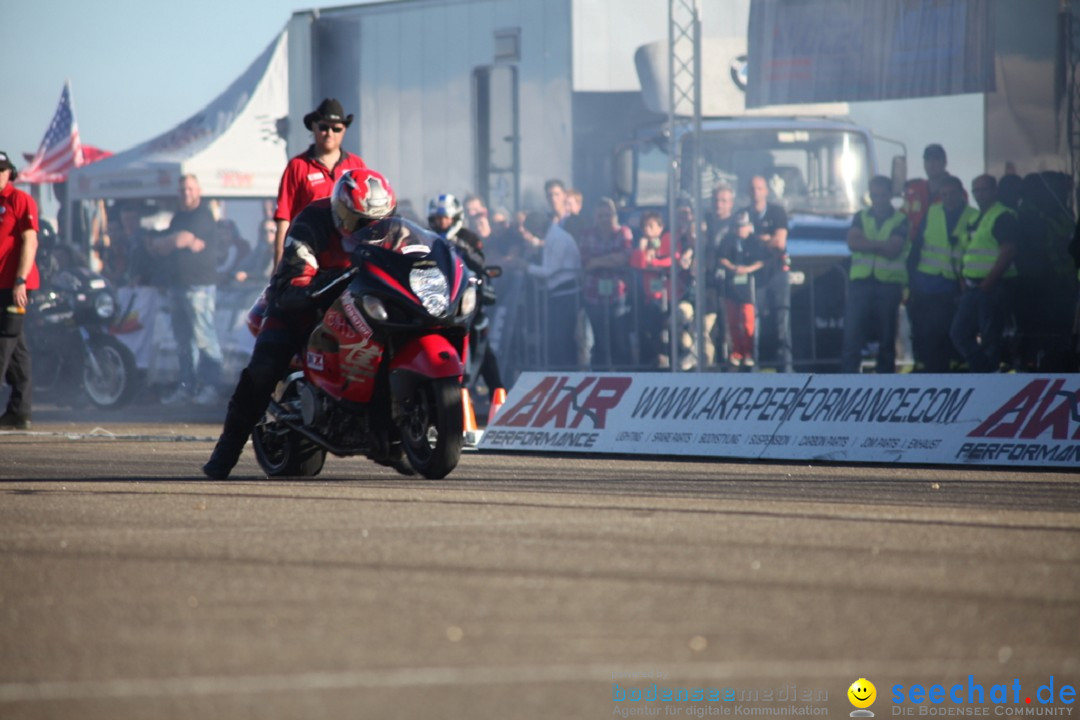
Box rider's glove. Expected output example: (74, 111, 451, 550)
(273, 270, 342, 312)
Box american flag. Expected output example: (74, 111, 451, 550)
(19, 80, 85, 184)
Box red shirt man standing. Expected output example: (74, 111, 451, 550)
(273, 98, 367, 264)
(0, 151, 40, 429)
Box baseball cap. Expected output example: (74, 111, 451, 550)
(735, 210, 753, 227)
(0, 150, 16, 175)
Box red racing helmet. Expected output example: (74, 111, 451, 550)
(330, 168, 397, 233)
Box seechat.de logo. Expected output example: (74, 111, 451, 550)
(891, 676, 1076, 714)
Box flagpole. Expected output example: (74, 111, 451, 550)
(63, 184, 73, 250)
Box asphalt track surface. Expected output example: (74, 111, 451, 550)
(0, 404, 1078, 720)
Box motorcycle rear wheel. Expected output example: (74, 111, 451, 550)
(83, 336, 138, 409)
(397, 377, 463, 479)
(252, 387, 327, 477)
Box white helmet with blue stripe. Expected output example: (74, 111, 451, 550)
(427, 193, 464, 239)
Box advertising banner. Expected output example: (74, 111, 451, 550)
(479, 372, 1080, 468)
(746, 0, 995, 106)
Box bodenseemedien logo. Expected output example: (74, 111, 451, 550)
(849, 678, 877, 717)
(609, 677, 830, 716)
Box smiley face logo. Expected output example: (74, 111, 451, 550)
(848, 678, 877, 709)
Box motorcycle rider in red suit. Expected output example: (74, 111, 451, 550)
(203, 168, 396, 479)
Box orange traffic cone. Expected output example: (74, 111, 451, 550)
(461, 387, 479, 437)
(487, 387, 507, 426)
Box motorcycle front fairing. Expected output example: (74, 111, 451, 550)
(302, 219, 476, 405)
(31, 267, 115, 328)
(303, 292, 386, 403)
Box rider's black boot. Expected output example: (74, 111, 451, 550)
(203, 435, 246, 480)
(203, 371, 263, 480)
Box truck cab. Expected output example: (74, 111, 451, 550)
(614, 117, 886, 371)
(618, 116, 874, 217)
(612, 34, 912, 370)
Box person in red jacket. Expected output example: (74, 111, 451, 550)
(272, 98, 368, 264)
(0, 151, 40, 429)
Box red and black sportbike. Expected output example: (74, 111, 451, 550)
(252, 218, 477, 479)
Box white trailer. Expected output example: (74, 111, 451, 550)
(284, 0, 731, 214)
(284, 0, 900, 370)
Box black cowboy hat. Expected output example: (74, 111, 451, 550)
(303, 98, 354, 131)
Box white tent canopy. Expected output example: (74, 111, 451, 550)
(68, 31, 288, 201)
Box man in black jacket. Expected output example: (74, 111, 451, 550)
(741, 175, 792, 373)
(154, 175, 224, 405)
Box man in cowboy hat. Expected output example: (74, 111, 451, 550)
(272, 98, 367, 264)
(0, 150, 41, 429)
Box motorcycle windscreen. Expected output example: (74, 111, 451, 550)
(345, 217, 440, 254)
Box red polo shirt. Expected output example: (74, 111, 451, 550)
(0, 182, 40, 290)
(273, 146, 367, 223)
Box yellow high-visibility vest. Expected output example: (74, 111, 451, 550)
(962, 203, 1018, 280)
(916, 203, 978, 280)
(850, 209, 908, 283)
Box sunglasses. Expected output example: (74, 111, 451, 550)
(317, 123, 345, 134)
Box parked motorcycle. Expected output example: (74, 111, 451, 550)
(28, 266, 139, 409)
(252, 218, 477, 480)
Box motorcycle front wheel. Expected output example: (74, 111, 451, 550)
(252, 385, 327, 477)
(397, 377, 463, 479)
(83, 335, 138, 408)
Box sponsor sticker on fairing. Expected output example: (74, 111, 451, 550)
(341, 291, 373, 339)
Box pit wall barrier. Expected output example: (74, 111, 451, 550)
(478, 372, 1080, 468)
(110, 286, 259, 384)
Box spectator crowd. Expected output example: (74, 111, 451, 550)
(28, 139, 1080, 411)
(468, 144, 1080, 378)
